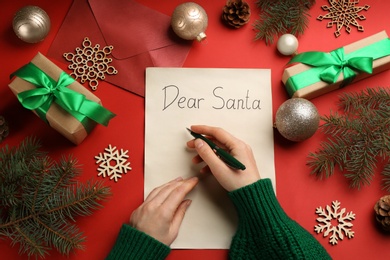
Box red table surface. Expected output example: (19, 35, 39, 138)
(1, 0, 390, 259)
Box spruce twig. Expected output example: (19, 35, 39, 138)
(254, 0, 315, 45)
(0, 138, 111, 258)
(307, 87, 390, 191)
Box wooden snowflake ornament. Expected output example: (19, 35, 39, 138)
(95, 144, 132, 182)
(64, 37, 118, 90)
(317, 0, 370, 37)
(315, 200, 355, 245)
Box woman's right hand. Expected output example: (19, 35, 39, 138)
(186, 125, 261, 192)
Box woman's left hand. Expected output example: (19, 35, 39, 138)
(129, 176, 199, 246)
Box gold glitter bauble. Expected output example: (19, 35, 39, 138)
(275, 98, 319, 142)
(13, 6, 51, 43)
(171, 2, 208, 41)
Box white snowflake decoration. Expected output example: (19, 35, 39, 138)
(314, 200, 355, 245)
(95, 144, 132, 182)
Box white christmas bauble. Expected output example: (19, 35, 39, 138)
(277, 34, 298, 56)
(171, 2, 208, 41)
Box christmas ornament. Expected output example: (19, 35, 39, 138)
(0, 138, 111, 258)
(171, 2, 208, 41)
(277, 34, 298, 55)
(0, 116, 9, 143)
(95, 144, 132, 182)
(254, 0, 315, 45)
(274, 98, 319, 142)
(315, 200, 355, 245)
(317, 0, 370, 38)
(374, 195, 390, 232)
(222, 0, 251, 29)
(63, 37, 118, 90)
(12, 5, 51, 43)
(307, 88, 390, 191)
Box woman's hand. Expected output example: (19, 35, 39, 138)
(129, 176, 199, 246)
(187, 125, 260, 192)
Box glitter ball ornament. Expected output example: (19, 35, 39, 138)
(171, 2, 208, 41)
(12, 6, 51, 43)
(277, 34, 299, 55)
(275, 98, 319, 142)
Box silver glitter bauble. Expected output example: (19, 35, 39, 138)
(275, 98, 319, 142)
(171, 2, 208, 41)
(13, 6, 51, 43)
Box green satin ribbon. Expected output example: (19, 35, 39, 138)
(285, 38, 390, 97)
(11, 62, 115, 131)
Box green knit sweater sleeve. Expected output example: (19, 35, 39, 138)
(106, 224, 170, 260)
(228, 178, 331, 260)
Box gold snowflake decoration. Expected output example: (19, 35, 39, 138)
(63, 37, 118, 90)
(317, 0, 370, 37)
(314, 200, 355, 245)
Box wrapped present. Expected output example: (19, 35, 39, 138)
(282, 31, 390, 99)
(9, 52, 115, 145)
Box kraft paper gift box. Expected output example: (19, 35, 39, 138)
(9, 52, 115, 145)
(282, 30, 390, 99)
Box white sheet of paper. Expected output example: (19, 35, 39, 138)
(145, 68, 275, 249)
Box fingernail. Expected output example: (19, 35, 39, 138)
(174, 176, 183, 181)
(190, 176, 199, 182)
(195, 139, 204, 148)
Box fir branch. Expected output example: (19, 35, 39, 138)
(339, 87, 390, 114)
(12, 221, 50, 258)
(308, 87, 390, 191)
(307, 137, 349, 178)
(320, 111, 363, 138)
(0, 137, 44, 209)
(254, 0, 315, 45)
(34, 215, 84, 255)
(343, 138, 378, 189)
(382, 161, 390, 191)
(0, 138, 112, 258)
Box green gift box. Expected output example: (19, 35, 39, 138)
(282, 31, 390, 99)
(9, 52, 115, 145)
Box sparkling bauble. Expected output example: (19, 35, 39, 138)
(277, 34, 298, 56)
(275, 98, 319, 142)
(13, 6, 51, 43)
(171, 2, 208, 41)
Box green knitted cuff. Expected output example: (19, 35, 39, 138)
(228, 178, 289, 230)
(228, 179, 331, 259)
(106, 224, 171, 260)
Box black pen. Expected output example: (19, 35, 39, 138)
(186, 128, 246, 170)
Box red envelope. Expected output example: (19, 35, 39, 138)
(48, 0, 191, 97)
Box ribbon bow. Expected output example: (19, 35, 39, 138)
(284, 37, 390, 97)
(289, 47, 373, 85)
(11, 62, 115, 129)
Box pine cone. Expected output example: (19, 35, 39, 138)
(374, 195, 390, 232)
(222, 0, 251, 28)
(0, 116, 9, 143)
